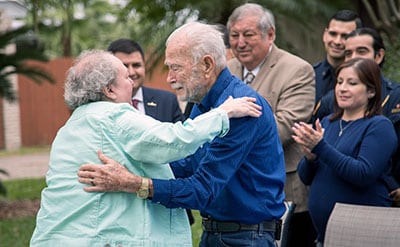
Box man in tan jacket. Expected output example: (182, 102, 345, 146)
(227, 3, 316, 247)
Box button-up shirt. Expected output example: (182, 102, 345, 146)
(152, 68, 286, 224)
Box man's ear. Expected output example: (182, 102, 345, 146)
(202, 55, 215, 78)
(375, 48, 385, 65)
(322, 28, 328, 43)
(102, 85, 117, 100)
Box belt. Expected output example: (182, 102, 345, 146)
(202, 218, 278, 233)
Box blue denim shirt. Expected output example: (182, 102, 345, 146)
(152, 68, 286, 224)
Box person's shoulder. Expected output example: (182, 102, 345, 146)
(313, 60, 324, 69)
(385, 83, 400, 108)
(383, 85, 400, 122)
(389, 83, 400, 95)
(368, 115, 398, 138)
(142, 86, 176, 98)
(368, 115, 394, 126)
(80, 102, 133, 122)
(271, 47, 314, 74)
(275, 47, 310, 64)
(227, 57, 241, 70)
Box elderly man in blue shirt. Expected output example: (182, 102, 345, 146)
(78, 22, 286, 247)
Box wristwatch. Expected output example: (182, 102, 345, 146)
(137, 177, 150, 199)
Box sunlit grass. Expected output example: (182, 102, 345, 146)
(0, 146, 50, 157)
(0, 178, 204, 246)
(2, 178, 46, 200)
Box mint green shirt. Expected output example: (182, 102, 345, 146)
(30, 102, 229, 247)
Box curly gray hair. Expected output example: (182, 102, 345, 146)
(64, 50, 119, 110)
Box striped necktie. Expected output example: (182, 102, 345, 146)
(244, 71, 255, 84)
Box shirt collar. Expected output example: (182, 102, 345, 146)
(321, 59, 335, 79)
(197, 68, 231, 113)
(242, 45, 272, 78)
(132, 87, 143, 102)
(243, 66, 261, 78)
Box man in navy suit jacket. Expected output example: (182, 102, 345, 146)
(108, 39, 184, 123)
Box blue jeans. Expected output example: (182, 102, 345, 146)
(199, 229, 276, 247)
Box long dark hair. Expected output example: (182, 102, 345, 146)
(330, 58, 382, 121)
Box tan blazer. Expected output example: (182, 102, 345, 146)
(228, 44, 315, 212)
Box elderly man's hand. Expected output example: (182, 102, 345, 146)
(78, 150, 141, 193)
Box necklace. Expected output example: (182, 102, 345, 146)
(339, 119, 352, 137)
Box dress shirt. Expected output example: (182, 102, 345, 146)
(298, 115, 397, 242)
(132, 87, 145, 113)
(242, 61, 261, 79)
(30, 102, 230, 246)
(152, 68, 286, 224)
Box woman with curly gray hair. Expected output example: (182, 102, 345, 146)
(30, 50, 261, 246)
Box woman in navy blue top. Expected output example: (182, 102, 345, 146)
(292, 58, 397, 245)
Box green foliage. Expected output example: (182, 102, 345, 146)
(0, 26, 55, 101)
(23, 0, 143, 58)
(382, 34, 400, 84)
(190, 210, 203, 246)
(20, 0, 362, 72)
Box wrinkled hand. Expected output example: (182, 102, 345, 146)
(77, 150, 141, 193)
(219, 96, 262, 118)
(292, 119, 324, 154)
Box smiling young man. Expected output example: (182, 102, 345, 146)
(314, 10, 362, 104)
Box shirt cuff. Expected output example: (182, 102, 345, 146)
(150, 178, 172, 205)
(210, 108, 229, 137)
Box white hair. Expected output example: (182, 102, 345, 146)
(166, 22, 227, 72)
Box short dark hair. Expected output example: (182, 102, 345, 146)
(331, 58, 382, 120)
(107, 38, 145, 60)
(328, 10, 362, 28)
(345, 27, 385, 66)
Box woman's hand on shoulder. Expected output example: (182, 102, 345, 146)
(219, 96, 262, 118)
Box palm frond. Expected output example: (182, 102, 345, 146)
(0, 26, 55, 101)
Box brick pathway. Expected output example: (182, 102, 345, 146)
(0, 152, 49, 180)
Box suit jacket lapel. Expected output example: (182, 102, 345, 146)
(251, 44, 279, 91)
